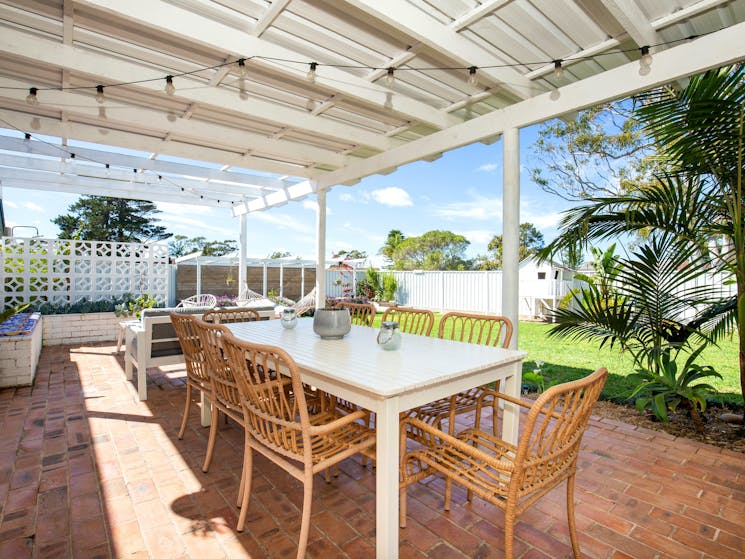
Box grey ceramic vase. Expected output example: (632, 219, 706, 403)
(312, 308, 352, 339)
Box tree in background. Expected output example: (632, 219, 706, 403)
(267, 250, 292, 259)
(391, 230, 471, 270)
(332, 249, 368, 260)
(53, 196, 170, 242)
(476, 223, 544, 270)
(168, 236, 237, 257)
(380, 229, 405, 263)
(530, 100, 664, 200)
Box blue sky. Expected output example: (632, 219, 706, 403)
(2, 125, 575, 262)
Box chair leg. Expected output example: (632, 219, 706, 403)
(399, 485, 407, 528)
(178, 384, 192, 439)
(202, 402, 219, 472)
(567, 474, 581, 558)
(237, 438, 254, 531)
(504, 507, 516, 559)
(296, 474, 314, 559)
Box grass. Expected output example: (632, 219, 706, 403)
(370, 312, 742, 407)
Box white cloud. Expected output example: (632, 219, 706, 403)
(23, 202, 44, 212)
(478, 163, 499, 172)
(338, 192, 354, 202)
(433, 194, 502, 221)
(460, 229, 494, 244)
(302, 199, 331, 214)
(4, 200, 18, 208)
(371, 187, 412, 207)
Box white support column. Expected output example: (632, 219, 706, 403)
(262, 262, 268, 297)
(279, 263, 284, 299)
(301, 264, 306, 297)
(238, 213, 247, 293)
(316, 188, 327, 308)
(196, 257, 202, 297)
(502, 127, 520, 349)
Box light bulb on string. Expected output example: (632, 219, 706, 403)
(237, 58, 248, 79)
(385, 67, 395, 86)
(553, 60, 564, 79)
(467, 66, 478, 86)
(95, 85, 105, 104)
(640, 46, 653, 67)
(164, 75, 175, 95)
(26, 87, 39, 105)
(306, 62, 317, 83)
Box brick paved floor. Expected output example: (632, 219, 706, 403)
(1, 343, 744, 558)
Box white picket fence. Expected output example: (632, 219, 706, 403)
(1, 237, 169, 308)
(325, 269, 577, 317)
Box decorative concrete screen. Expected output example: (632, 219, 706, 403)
(1, 237, 169, 308)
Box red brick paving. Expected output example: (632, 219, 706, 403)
(1, 343, 744, 558)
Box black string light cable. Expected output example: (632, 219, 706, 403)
(0, 116, 239, 207)
(2, 31, 710, 102)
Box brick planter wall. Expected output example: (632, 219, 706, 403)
(0, 314, 43, 387)
(42, 312, 122, 346)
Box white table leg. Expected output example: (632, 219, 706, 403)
(501, 361, 522, 445)
(200, 391, 212, 427)
(375, 397, 399, 559)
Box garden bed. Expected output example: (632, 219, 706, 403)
(0, 312, 42, 387)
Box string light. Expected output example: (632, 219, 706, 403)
(95, 85, 105, 104)
(385, 67, 395, 85)
(640, 45, 653, 67)
(467, 66, 478, 86)
(26, 87, 38, 105)
(306, 62, 317, 83)
(164, 75, 175, 95)
(237, 58, 248, 79)
(553, 60, 564, 79)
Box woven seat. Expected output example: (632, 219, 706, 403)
(202, 308, 261, 324)
(169, 313, 214, 472)
(400, 367, 608, 559)
(220, 330, 376, 558)
(177, 293, 217, 308)
(334, 301, 376, 327)
(381, 306, 434, 336)
(405, 312, 513, 438)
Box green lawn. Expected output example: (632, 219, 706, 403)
(370, 312, 742, 406)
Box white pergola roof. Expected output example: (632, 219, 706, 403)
(1, 0, 744, 214)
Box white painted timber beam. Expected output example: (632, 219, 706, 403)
(312, 22, 745, 192)
(75, 0, 456, 130)
(0, 23, 391, 153)
(0, 137, 289, 191)
(340, 0, 536, 100)
(0, 76, 347, 169)
(600, 0, 659, 47)
(0, 109, 318, 178)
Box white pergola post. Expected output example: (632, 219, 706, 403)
(196, 256, 202, 297)
(262, 261, 268, 297)
(502, 127, 520, 349)
(279, 262, 284, 299)
(238, 213, 247, 294)
(301, 264, 306, 297)
(316, 188, 327, 308)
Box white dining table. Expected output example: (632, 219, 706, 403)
(226, 318, 527, 559)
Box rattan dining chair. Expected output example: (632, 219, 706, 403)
(169, 313, 214, 471)
(202, 307, 261, 324)
(334, 300, 376, 327)
(220, 330, 376, 559)
(381, 306, 434, 336)
(400, 367, 608, 559)
(193, 319, 248, 503)
(405, 311, 513, 437)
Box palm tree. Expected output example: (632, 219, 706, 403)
(540, 63, 745, 422)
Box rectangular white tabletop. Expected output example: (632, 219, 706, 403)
(226, 318, 526, 559)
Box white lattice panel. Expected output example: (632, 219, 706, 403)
(1, 237, 169, 308)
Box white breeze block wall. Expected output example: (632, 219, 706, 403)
(0, 319, 43, 387)
(42, 312, 122, 346)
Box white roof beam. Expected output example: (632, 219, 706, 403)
(0, 24, 390, 152)
(450, 0, 513, 31)
(600, 0, 659, 46)
(253, 0, 291, 37)
(76, 0, 455, 130)
(0, 136, 289, 190)
(310, 22, 745, 194)
(340, 0, 537, 100)
(0, 76, 346, 168)
(0, 109, 319, 178)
